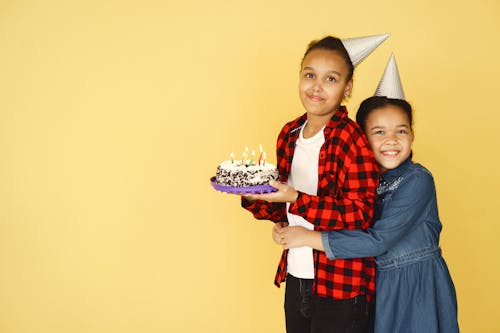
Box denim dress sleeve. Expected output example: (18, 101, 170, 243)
(321, 168, 436, 260)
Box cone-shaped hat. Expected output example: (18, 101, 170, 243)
(374, 53, 405, 99)
(341, 33, 390, 66)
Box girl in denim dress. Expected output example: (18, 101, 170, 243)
(274, 55, 460, 333)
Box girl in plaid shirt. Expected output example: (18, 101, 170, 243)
(242, 36, 379, 333)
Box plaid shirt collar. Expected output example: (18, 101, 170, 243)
(288, 106, 349, 136)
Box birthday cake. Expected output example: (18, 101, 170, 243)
(214, 146, 279, 188)
(215, 160, 279, 187)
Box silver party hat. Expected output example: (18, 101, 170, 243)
(341, 33, 390, 66)
(374, 53, 405, 100)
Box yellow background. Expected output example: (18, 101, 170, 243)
(1, 0, 499, 332)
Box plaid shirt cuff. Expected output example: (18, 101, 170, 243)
(241, 197, 255, 208)
(289, 191, 309, 216)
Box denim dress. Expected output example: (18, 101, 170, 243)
(322, 159, 459, 333)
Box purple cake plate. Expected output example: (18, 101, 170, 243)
(210, 176, 278, 194)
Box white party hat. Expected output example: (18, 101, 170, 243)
(341, 33, 390, 66)
(374, 53, 405, 99)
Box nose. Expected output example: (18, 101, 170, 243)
(311, 79, 323, 92)
(385, 133, 398, 144)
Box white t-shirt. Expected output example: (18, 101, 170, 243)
(286, 122, 325, 279)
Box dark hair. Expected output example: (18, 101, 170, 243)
(356, 96, 413, 132)
(301, 36, 354, 81)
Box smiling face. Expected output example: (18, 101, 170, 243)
(299, 49, 353, 121)
(364, 105, 414, 174)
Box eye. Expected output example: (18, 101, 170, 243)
(397, 129, 409, 134)
(373, 130, 384, 135)
(326, 76, 337, 83)
(304, 73, 314, 79)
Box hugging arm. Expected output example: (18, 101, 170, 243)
(322, 170, 435, 259)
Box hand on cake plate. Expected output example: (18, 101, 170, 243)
(243, 180, 298, 203)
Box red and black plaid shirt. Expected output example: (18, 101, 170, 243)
(242, 106, 379, 300)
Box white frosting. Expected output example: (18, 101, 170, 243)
(219, 160, 277, 170)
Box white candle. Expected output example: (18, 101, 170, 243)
(241, 149, 247, 166)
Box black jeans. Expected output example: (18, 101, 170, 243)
(284, 274, 372, 333)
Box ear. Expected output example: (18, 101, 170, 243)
(344, 79, 353, 98)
